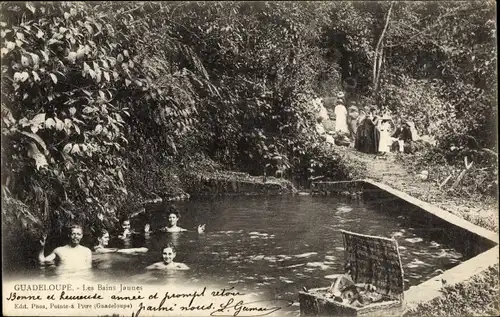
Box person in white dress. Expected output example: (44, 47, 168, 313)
(334, 92, 349, 134)
(377, 116, 393, 153)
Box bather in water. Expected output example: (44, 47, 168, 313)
(94, 229, 148, 254)
(146, 243, 190, 271)
(155, 207, 205, 233)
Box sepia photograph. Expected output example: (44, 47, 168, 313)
(1, 1, 498, 316)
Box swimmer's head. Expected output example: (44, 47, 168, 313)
(121, 219, 131, 231)
(97, 229, 110, 247)
(162, 243, 176, 264)
(68, 225, 83, 246)
(166, 207, 180, 227)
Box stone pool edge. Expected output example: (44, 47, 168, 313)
(403, 244, 499, 311)
(361, 179, 498, 245)
(311, 178, 499, 312)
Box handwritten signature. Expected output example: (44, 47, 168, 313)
(210, 298, 293, 317)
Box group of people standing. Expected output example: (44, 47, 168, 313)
(38, 206, 204, 275)
(333, 91, 415, 154)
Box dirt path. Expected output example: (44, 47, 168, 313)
(334, 145, 498, 232)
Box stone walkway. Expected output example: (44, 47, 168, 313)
(318, 113, 498, 231)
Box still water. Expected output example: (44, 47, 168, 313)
(12, 195, 466, 309)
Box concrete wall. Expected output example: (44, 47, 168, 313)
(311, 179, 499, 311)
(189, 172, 297, 197)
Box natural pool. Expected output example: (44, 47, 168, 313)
(8, 195, 470, 313)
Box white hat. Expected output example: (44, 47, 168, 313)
(336, 92, 345, 98)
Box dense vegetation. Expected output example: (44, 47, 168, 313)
(1, 1, 497, 266)
(406, 264, 499, 316)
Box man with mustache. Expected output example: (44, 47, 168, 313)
(38, 225, 92, 272)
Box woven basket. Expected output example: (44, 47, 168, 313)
(299, 230, 406, 316)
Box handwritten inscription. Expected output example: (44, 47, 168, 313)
(212, 287, 244, 297)
(6, 284, 292, 316)
(6, 293, 42, 301)
(211, 298, 293, 317)
(59, 291, 103, 300)
(111, 294, 144, 300)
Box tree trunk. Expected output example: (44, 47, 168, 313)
(373, 2, 394, 100)
(374, 44, 384, 93)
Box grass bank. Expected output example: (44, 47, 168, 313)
(333, 147, 498, 232)
(406, 264, 499, 316)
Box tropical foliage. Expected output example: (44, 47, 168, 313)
(1, 1, 497, 263)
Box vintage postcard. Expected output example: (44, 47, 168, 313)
(2, 1, 498, 317)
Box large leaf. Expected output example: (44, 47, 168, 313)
(63, 143, 73, 154)
(27, 142, 48, 170)
(55, 118, 65, 131)
(49, 73, 58, 84)
(44, 118, 56, 129)
(19, 131, 48, 153)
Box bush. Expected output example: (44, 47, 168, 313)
(397, 146, 498, 200)
(405, 265, 499, 317)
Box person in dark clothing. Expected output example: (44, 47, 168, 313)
(355, 107, 379, 154)
(355, 117, 376, 153)
(391, 121, 413, 152)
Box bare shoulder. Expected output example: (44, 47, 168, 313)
(93, 247, 106, 254)
(146, 262, 163, 270)
(176, 263, 190, 270)
(75, 245, 91, 252)
(53, 246, 65, 254)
